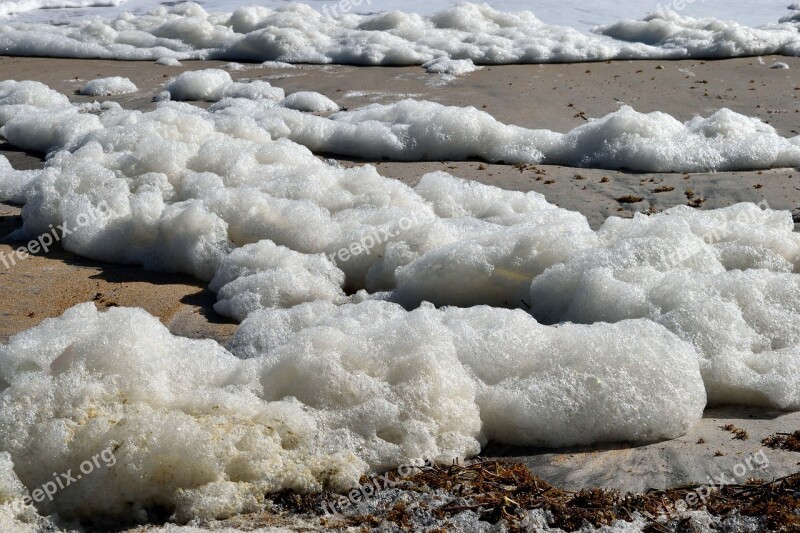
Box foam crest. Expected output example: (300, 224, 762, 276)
(209, 96, 800, 171)
(281, 91, 339, 113)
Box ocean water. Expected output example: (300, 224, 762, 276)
(2, 0, 796, 30)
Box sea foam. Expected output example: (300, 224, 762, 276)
(167, 69, 284, 102)
(1, 2, 800, 62)
(208, 86, 800, 172)
(0, 78, 798, 523)
(79, 76, 137, 96)
(0, 302, 704, 521)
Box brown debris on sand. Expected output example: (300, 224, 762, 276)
(762, 430, 800, 452)
(616, 194, 644, 203)
(721, 424, 750, 440)
(260, 460, 800, 533)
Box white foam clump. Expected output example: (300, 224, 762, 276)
(213, 98, 550, 164)
(0, 111, 100, 155)
(545, 105, 800, 172)
(209, 240, 349, 321)
(599, 10, 800, 58)
(261, 61, 295, 69)
(216, 97, 800, 171)
(0, 155, 42, 204)
(389, 172, 599, 308)
(530, 204, 800, 409)
(771, 61, 790, 69)
(0, 300, 704, 521)
(4, 78, 800, 177)
(166, 69, 284, 102)
(2, 79, 800, 312)
(2, 77, 800, 523)
(0, 80, 795, 420)
(422, 57, 482, 75)
(3, 2, 800, 63)
(0, 304, 364, 522)
(156, 57, 182, 66)
(76, 100, 121, 113)
(0, 79, 70, 125)
(0, 81, 101, 155)
(281, 91, 339, 112)
(233, 301, 705, 449)
(79, 76, 138, 96)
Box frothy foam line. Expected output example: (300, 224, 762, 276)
(1, 2, 800, 63)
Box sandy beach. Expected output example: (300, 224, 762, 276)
(2, 55, 799, 506)
(2, 0, 800, 521)
(3, 54, 800, 230)
(3, 56, 800, 345)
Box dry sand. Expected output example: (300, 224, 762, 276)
(0, 56, 798, 498)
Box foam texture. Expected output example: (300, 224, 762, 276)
(0, 302, 704, 521)
(0, 77, 798, 525)
(79, 76, 138, 96)
(2, 3, 800, 63)
(167, 69, 284, 102)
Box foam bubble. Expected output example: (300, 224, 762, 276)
(0, 453, 39, 531)
(422, 57, 482, 75)
(156, 57, 182, 67)
(79, 76, 138, 96)
(167, 69, 284, 102)
(212, 97, 800, 171)
(600, 10, 800, 58)
(209, 240, 348, 321)
(281, 91, 339, 113)
(530, 204, 800, 409)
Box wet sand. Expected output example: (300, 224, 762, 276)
(1, 54, 797, 135)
